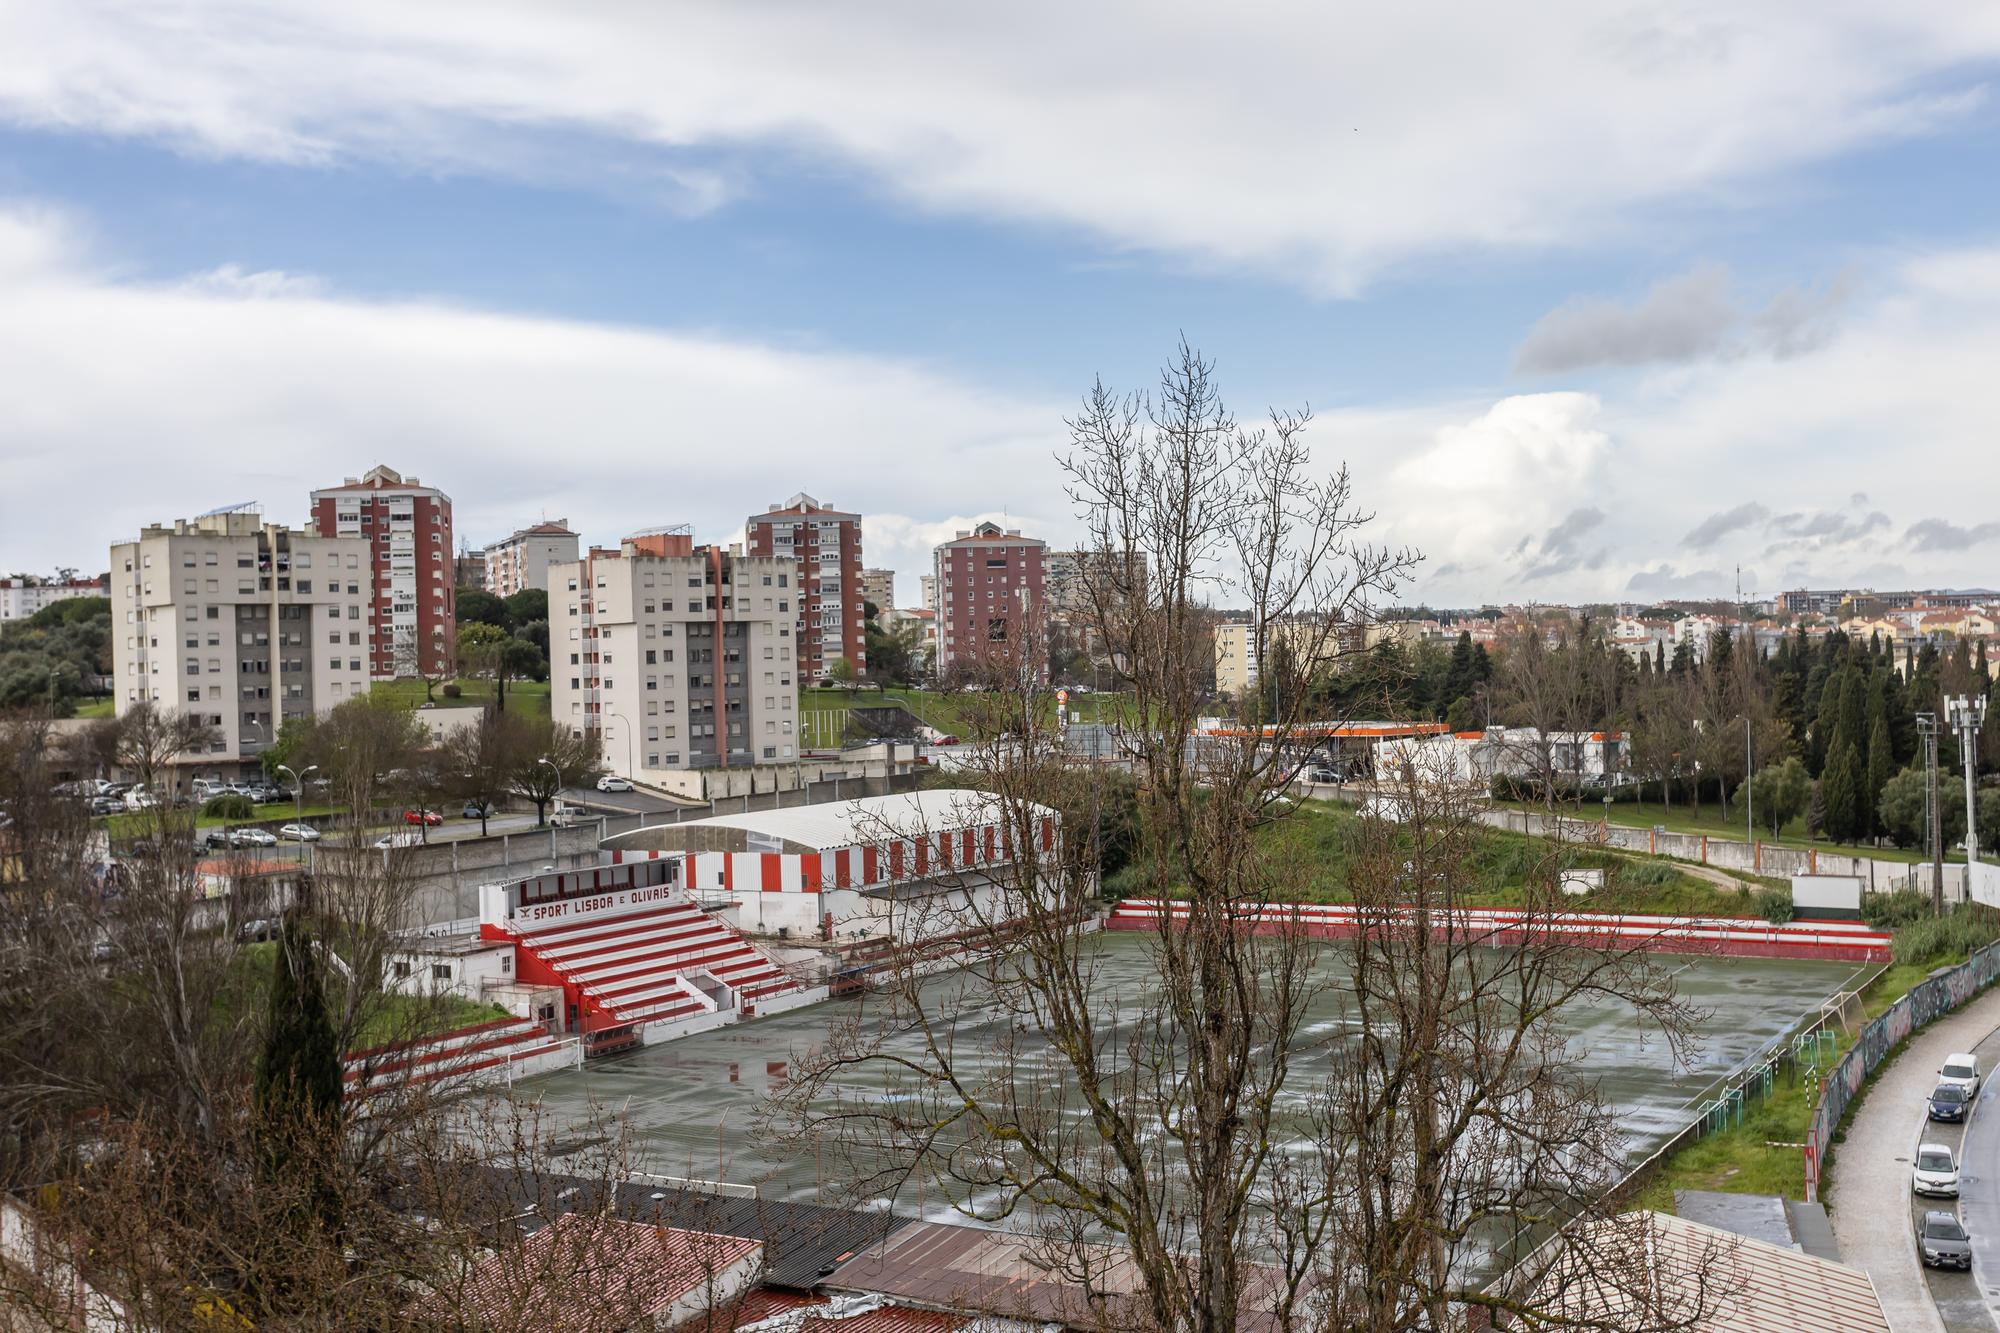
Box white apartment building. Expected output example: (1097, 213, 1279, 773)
(110, 510, 373, 779)
(0, 575, 104, 621)
(551, 539, 800, 779)
(482, 519, 580, 597)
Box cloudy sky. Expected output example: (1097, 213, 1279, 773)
(3, 2, 1999, 607)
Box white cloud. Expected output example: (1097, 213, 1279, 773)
(0, 203, 1064, 583)
(8, 198, 2000, 612)
(1514, 263, 1854, 373)
(3, 2, 1999, 291)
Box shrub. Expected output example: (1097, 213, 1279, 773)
(1893, 910, 2000, 967)
(202, 794, 253, 819)
(1615, 859, 1679, 891)
(1757, 886, 1794, 925)
(441, 683, 462, 699)
(1862, 889, 1931, 930)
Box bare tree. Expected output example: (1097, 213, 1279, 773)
(774, 343, 1416, 1333)
(771, 344, 1721, 1333)
(509, 718, 600, 826)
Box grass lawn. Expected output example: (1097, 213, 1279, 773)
(1497, 795, 1947, 866)
(100, 801, 349, 836)
(228, 943, 510, 1051)
(72, 696, 114, 718)
(373, 676, 551, 718)
(1123, 797, 1773, 917)
(797, 686, 1139, 746)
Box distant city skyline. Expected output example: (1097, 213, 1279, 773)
(6, 7, 2000, 605)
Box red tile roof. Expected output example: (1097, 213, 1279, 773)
(427, 1215, 761, 1332)
(732, 1290, 968, 1333)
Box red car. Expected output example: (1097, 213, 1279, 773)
(402, 808, 443, 827)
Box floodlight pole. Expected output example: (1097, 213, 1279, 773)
(1918, 712, 1943, 914)
(1948, 695, 1987, 867)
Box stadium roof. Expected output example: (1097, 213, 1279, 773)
(604, 789, 1037, 856)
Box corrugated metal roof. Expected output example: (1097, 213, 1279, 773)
(732, 1290, 969, 1333)
(1536, 1210, 1889, 1332)
(616, 789, 1039, 854)
(608, 1184, 912, 1290)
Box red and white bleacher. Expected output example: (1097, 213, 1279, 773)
(343, 1016, 578, 1097)
(1105, 899, 1893, 963)
(506, 895, 815, 1037)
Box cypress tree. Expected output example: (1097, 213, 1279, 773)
(257, 906, 344, 1239)
(1865, 715, 1893, 843)
(1838, 670, 1866, 756)
(1822, 732, 1863, 844)
(1654, 641, 1666, 676)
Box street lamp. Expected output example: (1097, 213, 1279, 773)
(536, 755, 559, 827)
(275, 762, 318, 870)
(604, 709, 637, 782)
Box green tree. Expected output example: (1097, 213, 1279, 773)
(455, 586, 509, 629)
(1864, 715, 1894, 843)
(456, 620, 508, 683)
(256, 907, 343, 1233)
(502, 587, 548, 628)
(1821, 735, 1863, 843)
(1746, 756, 1811, 836)
(1878, 764, 1966, 850)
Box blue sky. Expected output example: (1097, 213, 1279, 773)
(3, 2, 2000, 606)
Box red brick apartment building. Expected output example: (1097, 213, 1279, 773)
(307, 465, 455, 681)
(932, 521, 1047, 678)
(743, 492, 865, 681)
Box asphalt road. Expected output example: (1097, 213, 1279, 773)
(1829, 982, 2000, 1333)
(561, 784, 689, 815)
(1909, 1026, 2000, 1333)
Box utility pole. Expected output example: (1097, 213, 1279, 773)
(1948, 695, 1987, 867)
(1919, 711, 1943, 914)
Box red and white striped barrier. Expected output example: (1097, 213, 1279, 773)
(1105, 899, 1893, 963)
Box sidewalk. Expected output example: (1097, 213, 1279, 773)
(1825, 981, 2000, 1333)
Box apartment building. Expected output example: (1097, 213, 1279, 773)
(307, 465, 454, 681)
(862, 567, 896, 615)
(0, 574, 105, 621)
(110, 509, 372, 776)
(919, 574, 937, 612)
(482, 519, 580, 597)
(1211, 618, 1351, 698)
(743, 493, 864, 681)
(933, 521, 1047, 678)
(551, 536, 799, 779)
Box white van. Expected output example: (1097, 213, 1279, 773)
(1939, 1053, 1981, 1098)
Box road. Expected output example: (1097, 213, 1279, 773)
(560, 785, 692, 816)
(1909, 1025, 2000, 1333)
(1827, 983, 2000, 1333)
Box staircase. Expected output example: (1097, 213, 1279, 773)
(343, 1017, 576, 1096)
(508, 897, 808, 1033)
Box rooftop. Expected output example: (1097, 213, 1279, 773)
(603, 789, 1029, 856)
(421, 1215, 762, 1331)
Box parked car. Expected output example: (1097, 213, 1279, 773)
(276, 823, 320, 842)
(88, 795, 125, 816)
(229, 827, 278, 848)
(462, 801, 493, 819)
(595, 775, 634, 793)
(402, 808, 443, 827)
(1919, 1211, 1973, 1269)
(373, 830, 420, 850)
(123, 789, 159, 811)
(1930, 1083, 1971, 1122)
(1308, 765, 1339, 783)
(236, 917, 280, 943)
(1914, 1144, 1961, 1197)
(1940, 1053, 1982, 1098)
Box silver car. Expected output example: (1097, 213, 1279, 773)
(1919, 1211, 1972, 1269)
